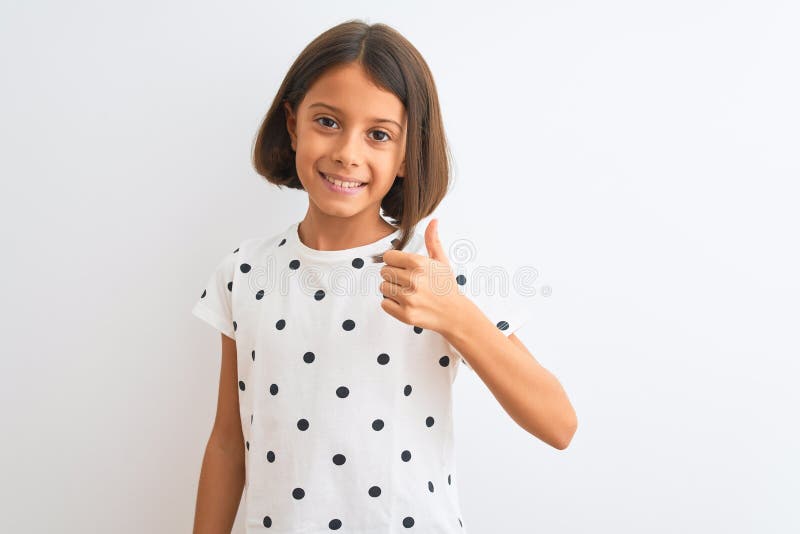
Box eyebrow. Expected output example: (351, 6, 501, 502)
(308, 102, 404, 131)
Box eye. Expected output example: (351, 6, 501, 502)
(315, 117, 338, 129)
(314, 117, 392, 143)
(370, 130, 392, 142)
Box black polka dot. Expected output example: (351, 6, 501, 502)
(404, 385, 412, 396)
(266, 450, 275, 462)
(372, 419, 384, 431)
(377, 353, 390, 365)
(238, 380, 245, 391)
(336, 386, 349, 398)
(233, 321, 237, 332)
(240, 263, 251, 273)
(245, 440, 249, 451)
(200, 289, 206, 298)
(458, 518, 463, 527)
(401, 450, 411, 462)
(256, 289, 264, 300)
(292, 487, 305, 499)
(233, 247, 239, 253)
(314, 289, 325, 301)
(227, 281, 233, 292)
(269, 384, 278, 395)
(496, 320, 510, 331)
(289, 259, 300, 270)
(456, 274, 466, 285)
(276, 319, 286, 330)
(368, 485, 381, 497)
(403, 516, 415, 528)
(448, 474, 452, 485)
(413, 326, 423, 334)
(303, 351, 315, 363)
(439, 355, 450, 367)
(263, 516, 272, 527)
(329, 518, 342, 530)
(250, 413, 253, 424)
(251, 350, 255, 361)
(297, 419, 309, 431)
(391, 238, 399, 246)
(428, 481, 434, 492)
(278, 238, 286, 246)
(332, 454, 346, 465)
(426, 416, 434, 427)
(352, 257, 364, 268)
(342, 319, 355, 331)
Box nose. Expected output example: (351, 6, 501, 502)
(331, 129, 364, 168)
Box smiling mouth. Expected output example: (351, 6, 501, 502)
(318, 171, 368, 192)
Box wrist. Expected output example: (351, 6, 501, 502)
(438, 293, 479, 340)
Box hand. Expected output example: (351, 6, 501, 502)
(378, 219, 465, 334)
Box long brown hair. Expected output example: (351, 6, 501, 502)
(251, 19, 453, 253)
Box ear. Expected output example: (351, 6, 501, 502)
(283, 100, 297, 151)
(397, 159, 406, 179)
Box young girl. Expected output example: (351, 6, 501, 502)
(191, 19, 577, 533)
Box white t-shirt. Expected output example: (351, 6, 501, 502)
(191, 220, 528, 533)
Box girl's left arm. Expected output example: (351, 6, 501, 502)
(441, 295, 578, 450)
(378, 219, 577, 450)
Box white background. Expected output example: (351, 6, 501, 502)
(1, 1, 798, 532)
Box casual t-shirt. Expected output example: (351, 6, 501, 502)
(191, 220, 529, 533)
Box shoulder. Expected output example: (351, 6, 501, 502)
(207, 227, 291, 282)
(231, 226, 292, 259)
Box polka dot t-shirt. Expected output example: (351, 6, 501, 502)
(191, 221, 528, 533)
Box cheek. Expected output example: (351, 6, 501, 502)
(299, 136, 337, 167)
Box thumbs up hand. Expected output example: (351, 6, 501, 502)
(379, 219, 465, 335)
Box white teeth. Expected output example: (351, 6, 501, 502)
(323, 174, 364, 188)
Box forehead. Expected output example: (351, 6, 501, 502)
(301, 63, 406, 125)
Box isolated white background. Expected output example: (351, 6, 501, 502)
(1, 1, 798, 532)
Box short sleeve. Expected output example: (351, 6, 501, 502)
(447, 268, 531, 372)
(191, 247, 238, 340)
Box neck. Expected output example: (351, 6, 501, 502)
(297, 209, 396, 251)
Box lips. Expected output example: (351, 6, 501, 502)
(319, 171, 366, 184)
(318, 171, 368, 195)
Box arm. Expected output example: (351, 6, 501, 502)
(442, 296, 578, 450)
(377, 220, 577, 449)
(193, 333, 246, 534)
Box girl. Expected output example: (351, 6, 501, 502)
(191, 19, 577, 534)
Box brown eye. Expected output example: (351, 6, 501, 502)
(370, 130, 391, 142)
(316, 117, 337, 128)
(315, 117, 391, 143)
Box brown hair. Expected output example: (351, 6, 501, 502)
(251, 19, 453, 253)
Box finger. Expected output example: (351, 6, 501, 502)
(380, 294, 403, 321)
(380, 264, 414, 288)
(383, 248, 428, 269)
(424, 219, 449, 266)
(379, 279, 411, 302)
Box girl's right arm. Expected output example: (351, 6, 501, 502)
(193, 333, 246, 534)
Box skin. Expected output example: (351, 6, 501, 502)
(380, 219, 578, 449)
(283, 61, 407, 251)
(283, 62, 578, 449)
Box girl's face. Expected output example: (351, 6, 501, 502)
(284, 62, 407, 220)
